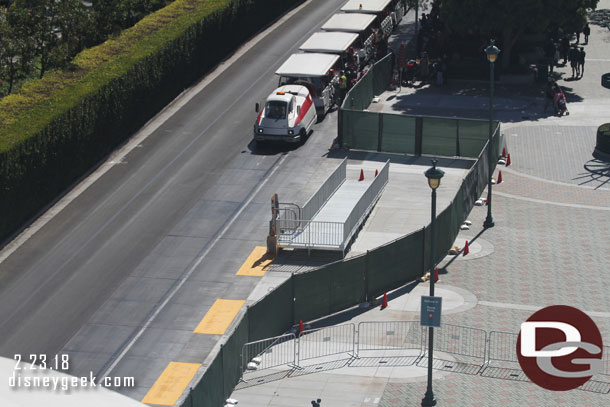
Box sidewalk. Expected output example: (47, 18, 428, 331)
(231, 4, 610, 406)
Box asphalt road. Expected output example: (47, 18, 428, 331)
(0, 0, 346, 400)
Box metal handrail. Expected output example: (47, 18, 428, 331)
(277, 219, 344, 248)
(277, 207, 301, 234)
(301, 158, 347, 222)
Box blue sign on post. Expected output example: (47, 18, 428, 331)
(421, 296, 442, 327)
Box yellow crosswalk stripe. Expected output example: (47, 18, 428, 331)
(194, 299, 245, 334)
(236, 246, 273, 276)
(141, 362, 200, 406)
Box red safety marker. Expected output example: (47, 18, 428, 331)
(359, 169, 365, 181)
(497, 170, 503, 184)
(506, 154, 511, 166)
(463, 240, 470, 256)
(381, 292, 388, 309)
(434, 267, 439, 282)
(298, 320, 304, 334)
(501, 147, 507, 158)
(375, 169, 379, 177)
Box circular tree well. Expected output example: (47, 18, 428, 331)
(594, 123, 610, 161)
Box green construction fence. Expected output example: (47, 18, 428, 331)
(339, 53, 501, 159)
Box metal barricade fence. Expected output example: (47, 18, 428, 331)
(241, 334, 297, 376)
(425, 323, 487, 362)
(487, 331, 519, 364)
(480, 330, 527, 382)
(602, 346, 610, 377)
(298, 324, 356, 364)
(356, 321, 424, 356)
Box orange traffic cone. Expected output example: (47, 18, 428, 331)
(298, 320, 304, 334)
(359, 169, 364, 181)
(501, 147, 506, 158)
(497, 170, 503, 184)
(381, 292, 388, 309)
(506, 154, 511, 166)
(375, 169, 379, 177)
(463, 240, 470, 256)
(434, 267, 439, 282)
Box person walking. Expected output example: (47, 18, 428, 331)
(578, 47, 586, 78)
(583, 23, 591, 44)
(420, 51, 430, 83)
(544, 39, 557, 73)
(560, 35, 570, 64)
(568, 45, 579, 78)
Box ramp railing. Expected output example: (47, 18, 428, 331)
(274, 158, 388, 253)
(277, 220, 344, 248)
(343, 160, 389, 245)
(277, 205, 301, 234)
(301, 158, 347, 222)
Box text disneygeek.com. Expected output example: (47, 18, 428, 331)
(8, 371, 135, 391)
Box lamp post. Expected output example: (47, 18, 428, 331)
(421, 159, 445, 407)
(483, 41, 500, 229)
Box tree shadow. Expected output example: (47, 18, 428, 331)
(572, 159, 610, 190)
(381, 67, 585, 123)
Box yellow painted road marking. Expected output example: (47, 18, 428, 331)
(236, 246, 273, 276)
(194, 299, 245, 334)
(141, 362, 200, 406)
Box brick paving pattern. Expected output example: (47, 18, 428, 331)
(378, 5, 610, 405)
(501, 125, 610, 191)
(494, 168, 610, 207)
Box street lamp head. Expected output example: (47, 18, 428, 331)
(485, 41, 501, 63)
(425, 159, 445, 190)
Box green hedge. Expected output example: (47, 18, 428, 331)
(0, 0, 302, 242)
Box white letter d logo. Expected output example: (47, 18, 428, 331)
(520, 322, 581, 357)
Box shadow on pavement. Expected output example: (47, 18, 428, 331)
(573, 158, 610, 189)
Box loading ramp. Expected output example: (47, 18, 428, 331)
(269, 158, 389, 256)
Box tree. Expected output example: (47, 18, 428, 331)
(1, 6, 34, 93)
(0, 15, 21, 94)
(439, 0, 599, 69)
(10, 0, 62, 78)
(90, 0, 123, 45)
(56, 0, 91, 63)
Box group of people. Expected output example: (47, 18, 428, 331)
(545, 23, 590, 79)
(568, 45, 586, 78)
(398, 52, 447, 87)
